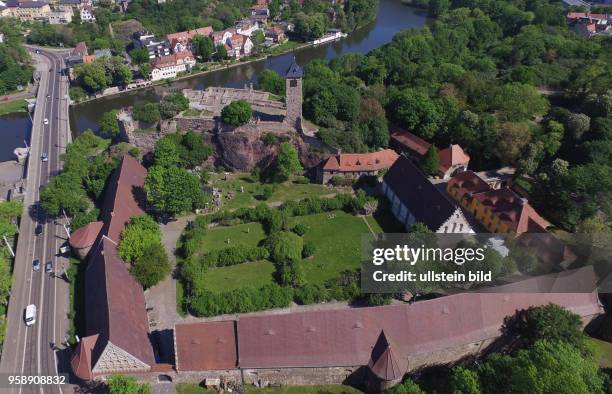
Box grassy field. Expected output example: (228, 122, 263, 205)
(0, 100, 28, 116)
(203, 260, 275, 292)
(198, 210, 367, 291)
(290, 211, 369, 284)
(201, 222, 266, 251)
(177, 384, 363, 394)
(588, 338, 612, 368)
(209, 173, 344, 210)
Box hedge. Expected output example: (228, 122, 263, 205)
(200, 244, 270, 267)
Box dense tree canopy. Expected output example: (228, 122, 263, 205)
(221, 100, 253, 126)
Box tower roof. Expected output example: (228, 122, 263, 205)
(285, 58, 304, 78)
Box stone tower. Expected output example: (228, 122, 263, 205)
(284, 57, 304, 131)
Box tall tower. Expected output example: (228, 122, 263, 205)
(284, 57, 304, 131)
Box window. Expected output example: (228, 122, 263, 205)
(290, 79, 297, 87)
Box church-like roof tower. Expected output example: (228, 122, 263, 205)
(285, 57, 304, 79)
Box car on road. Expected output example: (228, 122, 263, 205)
(45, 261, 53, 273)
(46, 94, 50, 99)
(59, 242, 70, 254)
(41, 153, 48, 162)
(35, 49, 40, 54)
(43, 118, 49, 125)
(24, 304, 37, 326)
(32, 259, 40, 272)
(35, 224, 42, 236)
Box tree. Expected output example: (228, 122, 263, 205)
(495, 83, 549, 121)
(495, 122, 531, 165)
(566, 113, 591, 141)
(450, 367, 481, 394)
(258, 69, 285, 96)
(251, 29, 266, 53)
(266, 231, 303, 263)
(40, 172, 89, 215)
(515, 304, 585, 350)
(387, 378, 426, 394)
(145, 165, 204, 215)
(138, 64, 151, 80)
(388, 88, 441, 139)
(192, 34, 214, 61)
(420, 146, 439, 176)
(214, 44, 228, 61)
(105, 375, 151, 394)
(154, 137, 181, 167)
(129, 48, 150, 65)
(99, 110, 119, 137)
(221, 100, 252, 126)
(131, 242, 171, 288)
(275, 142, 302, 181)
(133, 102, 160, 124)
(356, 56, 387, 85)
(74, 61, 109, 93)
(118, 215, 162, 264)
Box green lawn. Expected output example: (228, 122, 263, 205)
(290, 211, 370, 284)
(588, 338, 612, 368)
(201, 222, 266, 251)
(0, 100, 27, 116)
(203, 260, 275, 292)
(209, 173, 344, 210)
(177, 384, 363, 394)
(197, 210, 367, 292)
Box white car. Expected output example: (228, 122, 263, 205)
(41, 153, 48, 162)
(43, 118, 49, 125)
(24, 304, 37, 326)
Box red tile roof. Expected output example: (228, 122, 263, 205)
(166, 26, 213, 44)
(72, 41, 88, 57)
(438, 144, 470, 173)
(151, 51, 195, 69)
(175, 321, 238, 371)
(322, 149, 399, 173)
(368, 331, 406, 381)
(236, 268, 599, 369)
(69, 220, 103, 249)
(448, 171, 550, 234)
(390, 130, 430, 156)
(99, 155, 147, 243)
(70, 334, 98, 381)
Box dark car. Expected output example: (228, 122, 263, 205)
(35, 224, 43, 236)
(45, 261, 53, 273)
(32, 259, 40, 272)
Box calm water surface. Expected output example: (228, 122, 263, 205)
(69, 0, 427, 134)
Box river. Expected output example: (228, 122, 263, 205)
(69, 0, 427, 134)
(0, 112, 31, 162)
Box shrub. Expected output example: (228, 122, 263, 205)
(200, 245, 270, 267)
(221, 100, 252, 126)
(293, 176, 310, 184)
(302, 241, 316, 258)
(266, 231, 303, 263)
(330, 176, 354, 186)
(292, 223, 309, 236)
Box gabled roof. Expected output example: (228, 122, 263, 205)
(166, 26, 213, 44)
(383, 156, 458, 231)
(72, 41, 88, 57)
(70, 334, 98, 381)
(85, 237, 155, 371)
(438, 144, 470, 172)
(390, 129, 431, 156)
(285, 58, 304, 78)
(69, 221, 102, 249)
(175, 321, 238, 371)
(322, 149, 399, 173)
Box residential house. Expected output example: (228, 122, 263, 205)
(48, 4, 73, 24)
(150, 50, 196, 81)
(446, 171, 550, 235)
(250, 0, 269, 17)
(391, 129, 470, 180)
(236, 19, 259, 36)
(566, 12, 611, 37)
(211, 29, 234, 47)
(132, 31, 170, 59)
(166, 26, 213, 53)
(265, 26, 286, 42)
(229, 33, 253, 57)
(59, 0, 81, 7)
(6, 0, 51, 21)
(382, 156, 474, 233)
(79, 3, 95, 22)
(318, 149, 399, 184)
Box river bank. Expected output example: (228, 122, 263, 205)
(0, 100, 28, 117)
(70, 0, 428, 134)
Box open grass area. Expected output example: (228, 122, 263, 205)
(202, 222, 266, 251)
(588, 338, 612, 368)
(177, 384, 363, 394)
(290, 211, 369, 284)
(0, 100, 28, 116)
(209, 172, 344, 210)
(203, 260, 275, 292)
(196, 210, 366, 292)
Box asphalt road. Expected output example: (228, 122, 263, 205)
(0, 47, 74, 394)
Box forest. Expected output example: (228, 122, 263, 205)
(255, 0, 611, 233)
(0, 19, 33, 95)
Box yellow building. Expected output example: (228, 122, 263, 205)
(8, 1, 51, 21)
